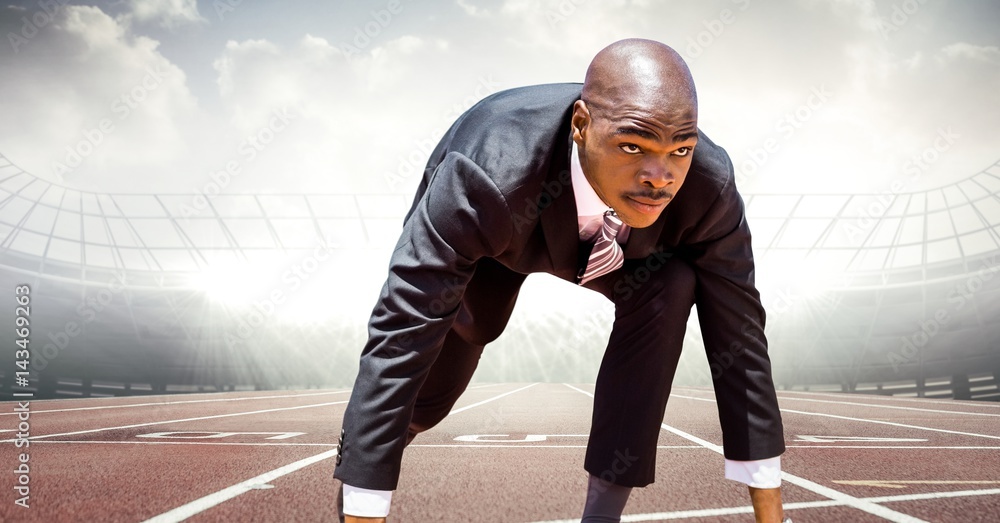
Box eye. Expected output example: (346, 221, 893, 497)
(619, 143, 642, 154)
(672, 146, 693, 157)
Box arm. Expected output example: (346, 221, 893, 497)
(334, 152, 513, 493)
(689, 177, 785, 461)
(686, 163, 786, 515)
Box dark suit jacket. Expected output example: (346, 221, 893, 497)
(335, 83, 785, 490)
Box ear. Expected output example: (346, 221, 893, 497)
(571, 100, 591, 144)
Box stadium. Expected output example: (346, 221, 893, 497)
(2, 151, 998, 402)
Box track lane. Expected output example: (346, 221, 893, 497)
(2, 383, 997, 522)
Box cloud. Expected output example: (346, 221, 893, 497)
(940, 42, 1000, 65)
(124, 0, 206, 29)
(208, 33, 465, 195)
(0, 4, 206, 190)
(0, 1, 995, 200)
(456, 0, 490, 17)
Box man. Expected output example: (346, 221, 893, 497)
(334, 39, 788, 522)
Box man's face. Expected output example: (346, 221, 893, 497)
(571, 98, 698, 228)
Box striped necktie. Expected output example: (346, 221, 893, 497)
(578, 210, 624, 285)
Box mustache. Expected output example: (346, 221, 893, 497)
(625, 190, 673, 201)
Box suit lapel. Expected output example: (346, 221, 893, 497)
(540, 126, 581, 281)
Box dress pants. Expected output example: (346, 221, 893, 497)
(405, 252, 695, 488)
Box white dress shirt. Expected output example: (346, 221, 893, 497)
(571, 140, 631, 243)
(341, 142, 779, 517)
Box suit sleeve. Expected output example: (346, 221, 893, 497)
(688, 165, 786, 462)
(334, 151, 513, 490)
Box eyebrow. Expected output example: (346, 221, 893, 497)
(672, 131, 699, 144)
(611, 126, 658, 141)
(611, 126, 699, 144)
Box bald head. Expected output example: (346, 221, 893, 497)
(570, 39, 700, 229)
(582, 38, 696, 117)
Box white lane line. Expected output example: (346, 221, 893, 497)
(0, 401, 349, 443)
(567, 384, 929, 523)
(25, 440, 705, 449)
(771, 389, 1000, 409)
(674, 387, 1000, 416)
(673, 393, 1000, 441)
(528, 487, 1000, 522)
(141, 383, 538, 522)
(835, 480, 1000, 488)
(563, 384, 596, 398)
(0, 389, 351, 416)
(465, 383, 501, 390)
(448, 383, 536, 414)
(139, 448, 339, 523)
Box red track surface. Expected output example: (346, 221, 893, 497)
(2, 383, 999, 522)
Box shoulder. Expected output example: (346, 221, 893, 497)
(449, 82, 581, 147)
(687, 130, 735, 194)
(442, 83, 580, 189)
(675, 130, 741, 214)
(660, 130, 747, 243)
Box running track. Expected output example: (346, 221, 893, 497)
(1, 383, 999, 522)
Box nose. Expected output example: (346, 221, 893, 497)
(638, 158, 675, 189)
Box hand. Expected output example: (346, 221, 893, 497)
(345, 517, 386, 523)
(748, 485, 784, 523)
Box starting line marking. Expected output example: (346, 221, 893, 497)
(564, 384, 930, 523)
(529, 487, 1000, 522)
(28, 440, 337, 447)
(21, 440, 1000, 451)
(0, 400, 349, 443)
(785, 445, 1000, 449)
(136, 431, 306, 440)
(454, 434, 589, 442)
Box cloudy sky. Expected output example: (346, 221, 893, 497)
(1, 0, 998, 199)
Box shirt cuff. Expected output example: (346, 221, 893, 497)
(724, 456, 782, 488)
(342, 484, 393, 518)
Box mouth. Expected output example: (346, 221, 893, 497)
(624, 195, 670, 215)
